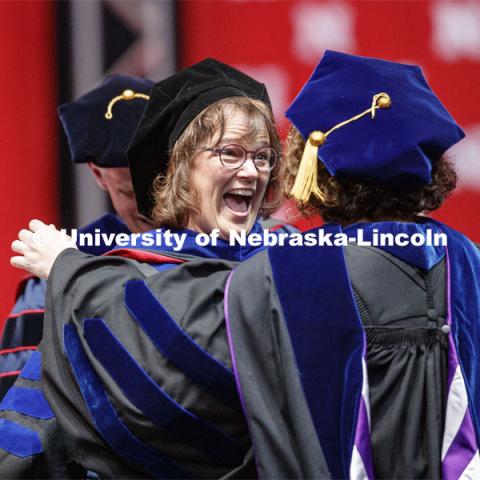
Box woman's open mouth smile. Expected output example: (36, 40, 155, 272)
(223, 188, 254, 216)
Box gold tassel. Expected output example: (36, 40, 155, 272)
(290, 92, 392, 203)
(290, 131, 326, 203)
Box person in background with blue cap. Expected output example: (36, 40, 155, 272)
(60, 74, 155, 235)
(0, 75, 155, 400)
(6, 58, 282, 478)
(223, 51, 480, 479)
(0, 75, 155, 399)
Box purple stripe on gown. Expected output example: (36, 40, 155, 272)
(442, 251, 479, 479)
(444, 410, 478, 479)
(351, 334, 374, 479)
(353, 395, 374, 479)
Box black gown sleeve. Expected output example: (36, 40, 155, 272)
(41, 248, 254, 478)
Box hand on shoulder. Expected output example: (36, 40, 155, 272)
(10, 219, 77, 279)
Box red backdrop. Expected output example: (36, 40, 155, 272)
(178, 0, 480, 236)
(0, 1, 58, 322)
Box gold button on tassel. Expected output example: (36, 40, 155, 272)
(104, 89, 150, 120)
(290, 92, 391, 203)
(374, 92, 391, 112)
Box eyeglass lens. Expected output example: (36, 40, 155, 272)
(219, 145, 276, 172)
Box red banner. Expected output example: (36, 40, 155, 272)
(0, 1, 58, 322)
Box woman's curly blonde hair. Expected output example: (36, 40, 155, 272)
(151, 97, 283, 228)
(284, 126, 457, 224)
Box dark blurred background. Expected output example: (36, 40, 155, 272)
(1, 0, 479, 320)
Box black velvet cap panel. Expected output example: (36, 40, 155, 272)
(58, 75, 154, 167)
(127, 58, 271, 218)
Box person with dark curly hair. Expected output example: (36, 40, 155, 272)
(222, 51, 480, 479)
(284, 129, 458, 226)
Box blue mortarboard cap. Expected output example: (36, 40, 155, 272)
(58, 74, 154, 167)
(286, 51, 464, 189)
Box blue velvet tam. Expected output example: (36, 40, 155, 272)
(286, 50, 465, 185)
(58, 75, 154, 167)
(127, 58, 271, 217)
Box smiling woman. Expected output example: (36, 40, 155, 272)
(4, 59, 283, 479)
(151, 96, 281, 238)
(126, 58, 283, 238)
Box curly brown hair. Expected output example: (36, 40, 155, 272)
(151, 97, 283, 228)
(284, 126, 457, 224)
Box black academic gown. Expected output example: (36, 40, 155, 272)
(0, 225, 268, 479)
(225, 220, 480, 479)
